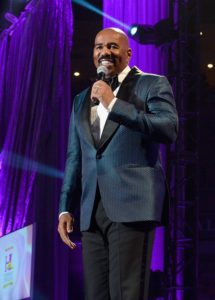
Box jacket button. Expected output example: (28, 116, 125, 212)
(96, 153, 102, 159)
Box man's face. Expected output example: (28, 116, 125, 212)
(93, 29, 132, 78)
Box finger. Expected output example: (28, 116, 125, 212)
(58, 226, 76, 250)
(67, 219, 74, 233)
(58, 220, 74, 245)
(63, 234, 76, 250)
(90, 89, 98, 98)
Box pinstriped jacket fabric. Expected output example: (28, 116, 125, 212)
(59, 67, 178, 231)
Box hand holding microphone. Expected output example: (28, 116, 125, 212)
(91, 66, 115, 108)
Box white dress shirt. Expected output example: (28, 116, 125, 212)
(97, 65, 131, 137)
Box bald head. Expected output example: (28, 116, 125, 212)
(95, 27, 130, 47)
(93, 27, 132, 77)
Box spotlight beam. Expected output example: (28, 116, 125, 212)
(0, 151, 64, 179)
(73, 0, 130, 30)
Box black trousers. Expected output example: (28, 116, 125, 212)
(81, 194, 156, 300)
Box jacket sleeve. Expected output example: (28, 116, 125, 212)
(109, 75, 178, 144)
(59, 96, 82, 214)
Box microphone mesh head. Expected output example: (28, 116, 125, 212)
(97, 65, 108, 76)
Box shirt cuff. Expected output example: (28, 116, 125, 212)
(59, 211, 70, 219)
(108, 97, 118, 111)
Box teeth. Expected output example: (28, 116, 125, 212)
(100, 60, 113, 66)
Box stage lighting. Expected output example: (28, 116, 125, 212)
(129, 18, 177, 46)
(130, 26, 138, 36)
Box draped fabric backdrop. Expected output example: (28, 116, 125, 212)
(103, 0, 170, 275)
(0, 0, 73, 298)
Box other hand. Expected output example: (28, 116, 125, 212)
(58, 213, 76, 250)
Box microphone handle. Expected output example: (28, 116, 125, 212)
(98, 72, 105, 81)
(91, 72, 108, 105)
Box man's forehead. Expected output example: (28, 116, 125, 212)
(95, 31, 125, 44)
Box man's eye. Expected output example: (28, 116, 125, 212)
(110, 44, 118, 49)
(95, 46, 102, 50)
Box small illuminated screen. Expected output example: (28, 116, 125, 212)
(0, 224, 34, 300)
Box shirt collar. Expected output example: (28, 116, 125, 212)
(118, 65, 131, 84)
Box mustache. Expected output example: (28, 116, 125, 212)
(98, 55, 116, 63)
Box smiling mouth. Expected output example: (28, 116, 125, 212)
(99, 58, 115, 66)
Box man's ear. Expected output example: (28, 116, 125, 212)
(127, 48, 132, 58)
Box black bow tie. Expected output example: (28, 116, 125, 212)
(105, 75, 119, 91)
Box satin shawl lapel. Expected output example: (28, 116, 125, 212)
(97, 67, 141, 149)
(79, 88, 95, 146)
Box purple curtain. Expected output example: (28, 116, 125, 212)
(0, 0, 73, 298)
(103, 0, 170, 274)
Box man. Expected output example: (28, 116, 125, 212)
(58, 27, 178, 300)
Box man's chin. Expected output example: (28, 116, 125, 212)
(103, 66, 117, 78)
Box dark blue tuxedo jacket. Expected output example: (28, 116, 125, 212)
(59, 67, 178, 231)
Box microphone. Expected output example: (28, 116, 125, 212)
(97, 65, 108, 81)
(91, 66, 109, 105)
